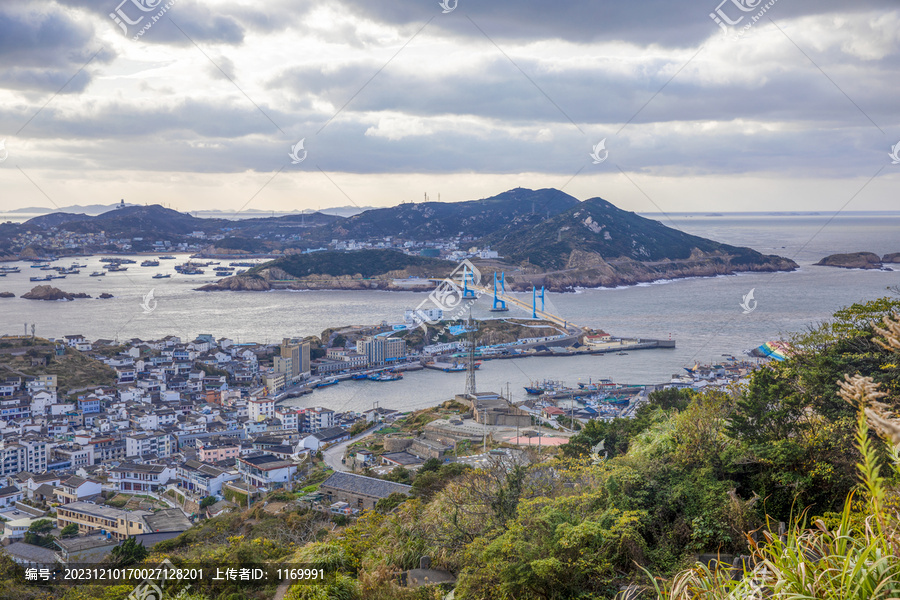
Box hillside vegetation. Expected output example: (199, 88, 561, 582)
(252, 250, 454, 280)
(277, 296, 899, 599)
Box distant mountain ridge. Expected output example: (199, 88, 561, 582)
(5, 188, 799, 290)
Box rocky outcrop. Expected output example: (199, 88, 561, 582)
(196, 275, 271, 292)
(509, 252, 798, 292)
(21, 285, 92, 301)
(882, 253, 900, 263)
(0, 292, 13, 298)
(816, 252, 882, 269)
(99, 293, 114, 299)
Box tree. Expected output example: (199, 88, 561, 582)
(374, 492, 408, 513)
(108, 538, 148, 567)
(648, 387, 695, 411)
(382, 467, 411, 485)
(60, 523, 79, 538)
(24, 519, 56, 548)
(200, 496, 217, 509)
(419, 458, 443, 473)
(28, 519, 54, 535)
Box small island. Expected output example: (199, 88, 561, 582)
(20, 285, 92, 301)
(0, 291, 13, 298)
(815, 252, 896, 270)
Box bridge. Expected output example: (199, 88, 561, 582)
(428, 268, 584, 332)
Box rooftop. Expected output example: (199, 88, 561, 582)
(320, 472, 412, 500)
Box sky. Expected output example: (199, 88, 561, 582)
(0, 0, 898, 215)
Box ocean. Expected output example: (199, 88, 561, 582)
(1, 213, 897, 413)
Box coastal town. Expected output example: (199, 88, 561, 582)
(0, 312, 765, 568)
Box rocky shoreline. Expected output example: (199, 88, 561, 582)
(197, 252, 800, 294)
(816, 252, 899, 270)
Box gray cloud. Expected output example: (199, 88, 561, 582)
(0, 4, 113, 95)
(335, 0, 900, 47)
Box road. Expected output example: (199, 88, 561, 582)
(321, 424, 385, 472)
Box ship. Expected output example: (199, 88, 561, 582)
(424, 361, 481, 373)
(106, 266, 128, 272)
(152, 273, 171, 279)
(159, 256, 176, 260)
(30, 276, 52, 282)
(89, 271, 106, 277)
(314, 378, 339, 388)
(350, 373, 369, 380)
(368, 372, 403, 382)
(0, 267, 20, 273)
(524, 379, 566, 395)
(141, 260, 160, 267)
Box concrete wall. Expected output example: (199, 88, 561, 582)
(383, 436, 413, 452)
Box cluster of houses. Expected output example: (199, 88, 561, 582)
(0, 333, 412, 566)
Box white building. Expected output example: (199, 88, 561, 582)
(248, 397, 276, 422)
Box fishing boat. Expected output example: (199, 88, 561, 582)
(141, 259, 160, 267)
(616, 352, 628, 356)
(107, 266, 128, 272)
(89, 271, 106, 277)
(152, 273, 171, 279)
(424, 361, 481, 373)
(30, 263, 50, 268)
(350, 373, 369, 380)
(49, 275, 66, 279)
(368, 372, 403, 382)
(524, 379, 567, 395)
(30, 276, 52, 282)
(159, 255, 176, 260)
(314, 378, 339, 388)
(0, 267, 20, 273)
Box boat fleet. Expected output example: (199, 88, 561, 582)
(0, 255, 260, 281)
(313, 369, 404, 389)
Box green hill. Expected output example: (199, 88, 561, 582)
(255, 249, 453, 279)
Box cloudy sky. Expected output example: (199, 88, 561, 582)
(1, 0, 898, 214)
